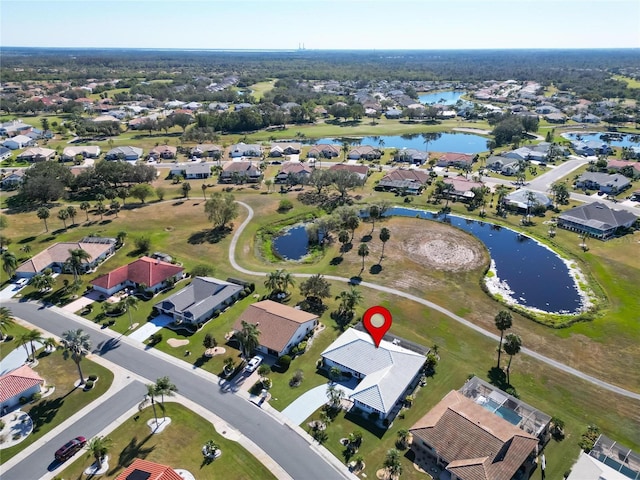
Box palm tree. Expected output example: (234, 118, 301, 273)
(37, 207, 50, 232)
(338, 230, 350, 255)
(25, 329, 44, 361)
(31, 272, 55, 292)
(61, 329, 92, 385)
(66, 248, 91, 283)
(110, 200, 120, 217)
(17, 332, 33, 361)
(96, 203, 106, 221)
(233, 320, 260, 360)
(494, 310, 513, 368)
(143, 383, 160, 424)
(495, 185, 510, 214)
(341, 141, 350, 162)
(57, 208, 69, 229)
(154, 376, 178, 412)
(279, 270, 295, 294)
(379, 227, 390, 262)
(357, 243, 369, 273)
(326, 384, 345, 409)
(264, 269, 283, 296)
(80, 201, 91, 222)
(203, 440, 220, 458)
(122, 294, 139, 329)
(43, 336, 57, 353)
(2, 250, 18, 279)
(397, 429, 411, 449)
(336, 287, 363, 319)
(504, 333, 522, 384)
(0, 307, 15, 340)
(201, 183, 208, 200)
(66, 205, 77, 225)
(86, 436, 112, 466)
(383, 448, 403, 478)
(182, 181, 191, 199)
(368, 204, 380, 235)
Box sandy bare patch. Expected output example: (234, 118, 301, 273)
(167, 338, 189, 348)
(205, 347, 226, 357)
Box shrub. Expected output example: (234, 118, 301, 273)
(296, 341, 307, 353)
(149, 333, 163, 345)
(88, 374, 98, 381)
(278, 354, 292, 371)
(19, 396, 28, 404)
(0, 420, 5, 431)
(4, 335, 13, 342)
(289, 369, 304, 387)
(84, 380, 94, 389)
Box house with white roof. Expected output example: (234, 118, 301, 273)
(61, 145, 101, 161)
(567, 435, 640, 480)
(320, 328, 425, 423)
(2, 135, 34, 150)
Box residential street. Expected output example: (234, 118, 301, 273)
(4, 301, 355, 480)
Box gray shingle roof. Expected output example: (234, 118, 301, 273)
(559, 202, 637, 231)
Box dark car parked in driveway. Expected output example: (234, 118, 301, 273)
(55, 436, 86, 462)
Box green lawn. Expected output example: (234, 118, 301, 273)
(57, 403, 277, 480)
(0, 322, 32, 362)
(0, 349, 114, 463)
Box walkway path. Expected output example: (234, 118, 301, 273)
(231, 201, 640, 401)
(0, 341, 43, 375)
(128, 313, 173, 342)
(281, 380, 357, 426)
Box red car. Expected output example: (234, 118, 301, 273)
(55, 436, 86, 462)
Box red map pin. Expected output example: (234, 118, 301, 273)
(363, 306, 393, 348)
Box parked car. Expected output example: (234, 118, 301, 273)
(55, 436, 86, 462)
(15, 278, 29, 287)
(244, 355, 263, 373)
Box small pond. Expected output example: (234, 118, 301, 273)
(312, 132, 488, 154)
(562, 132, 640, 148)
(271, 209, 585, 314)
(272, 225, 312, 261)
(418, 90, 466, 105)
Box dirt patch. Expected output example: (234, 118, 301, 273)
(167, 338, 189, 348)
(394, 219, 487, 272)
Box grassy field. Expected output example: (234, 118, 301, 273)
(613, 74, 640, 89)
(57, 403, 277, 480)
(0, 349, 114, 463)
(248, 80, 276, 100)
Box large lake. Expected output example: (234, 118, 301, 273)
(272, 209, 584, 314)
(418, 91, 466, 105)
(312, 132, 488, 154)
(562, 132, 640, 148)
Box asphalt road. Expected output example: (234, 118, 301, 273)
(5, 301, 351, 480)
(2, 382, 143, 480)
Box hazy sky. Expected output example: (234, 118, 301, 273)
(1, 0, 639, 50)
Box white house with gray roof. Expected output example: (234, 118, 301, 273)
(558, 202, 637, 240)
(320, 328, 425, 423)
(576, 172, 631, 194)
(154, 276, 244, 325)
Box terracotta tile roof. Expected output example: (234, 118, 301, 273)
(438, 152, 476, 165)
(16, 240, 114, 275)
(116, 458, 183, 480)
(0, 365, 44, 403)
(233, 300, 317, 353)
(91, 256, 183, 290)
(410, 390, 538, 480)
(329, 163, 370, 176)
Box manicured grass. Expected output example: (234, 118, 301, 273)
(613, 74, 640, 89)
(57, 403, 277, 480)
(0, 349, 114, 463)
(247, 80, 276, 100)
(0, 322, 32, 362)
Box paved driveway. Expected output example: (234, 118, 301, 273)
(61, 290, 102, 313)
(128, 314, 173, 342)
(281, 380, 356, 425)
(0, 341, 43, 375)
(0, 282, 26, 302)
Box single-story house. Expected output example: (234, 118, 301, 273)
(154, 276, 244, 325)
(436, 152, 477, 168)
(347, 145, 381, 160)
(504, 189, 552, 210)
(503, 147, 532, 162)
(2, 135, 34, 150)
(566, 435, 640, 480)
(229, 142, 262, 158)
(191, 144, 223, 159)
(442, 178, 484, 202)
(307, 144, 340, 159)
(571, 113, 601, 123)
(394, 149, 428, 165)
(105, 146, 143, 162)
(545, 112, 567, 123)
(575, 172, 631, 194)
(409, 389, 539, 480)
(0, 146, 12, 161)
(557, 202, 637, 240)
(115, 458, 182, 480)
(0, 120, 32, 137)
(572, 140, 612, 157)
(149, 145, 177, 160)
(92, 114, 120, 123)
(606, 159, 640, 177)
(91, 256, 184, 296)
(61, 145, 101, 161)
(170, 163, 212, 179)
(321, 327, 425, 422)
(0, 365, 45, 412)
(1, 170, 25, 190)
(269, 142, 302, 157)
(486, 155, 520, 176)
(16, 237, 116, 278)
(16, 147, 56, 162)
(376, 168, 430, 194)
(275, 162, 314, 183)
(385, 108, 403, 119)
(184, 101, 202, 110)
(219, 161, 262, 183)
(329, 163, 369, 182)
(233, 300, 318, 358)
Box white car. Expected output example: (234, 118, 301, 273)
(244, 355, 263, 373)
(15, 278, 29, 287)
